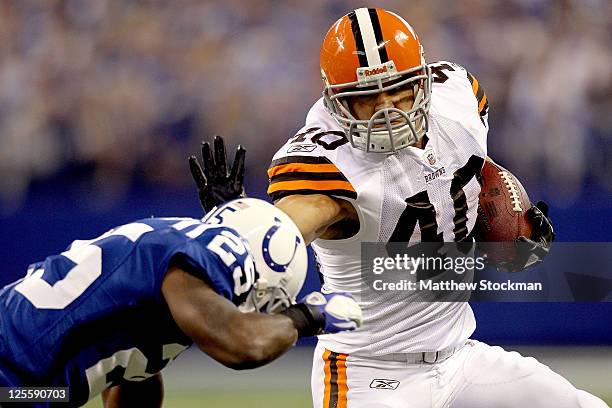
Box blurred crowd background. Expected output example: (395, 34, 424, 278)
(1, 0, 611, 345)
(0, 0, 610, 211)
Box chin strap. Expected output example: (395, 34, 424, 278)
(410, 85, 426, 136)
(241, 279, 293, 314)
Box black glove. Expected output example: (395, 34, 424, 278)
(188, 135, 246, 213)
(498, 201, 556, 272)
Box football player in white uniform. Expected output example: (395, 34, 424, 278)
(190, 7, 607, 408)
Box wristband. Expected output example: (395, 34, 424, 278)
(280, 304, 324, 338)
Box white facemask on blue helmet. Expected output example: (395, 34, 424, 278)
(203, 198, 308, 314)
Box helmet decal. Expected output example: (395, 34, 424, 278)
(202, 205, 236, 224)
(347, 8, 389, 67)
(262, 217, 302, 273)
(216, 198, 308, 314)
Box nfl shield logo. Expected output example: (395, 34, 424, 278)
(424, 148, 437, 165)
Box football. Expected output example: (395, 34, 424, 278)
(474, 159, 533, 264)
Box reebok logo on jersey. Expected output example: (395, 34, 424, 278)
(287, 144, 317, 153)
(370, 379, 400, 390)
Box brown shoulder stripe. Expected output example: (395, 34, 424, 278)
(467, 72, 488, 116)
(270, 171, 349, 184)
(268, 188, 357, 202)
(269, 155, 332, 168)
(267, 155, 356, 200)
(268, 156, 341, 178)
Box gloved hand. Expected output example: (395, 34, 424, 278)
(188, 135, 246, 214)
(281, 291, 363, 337)
(498, 201, 556, 272)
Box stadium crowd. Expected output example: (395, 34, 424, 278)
(0, 0, 610, 211)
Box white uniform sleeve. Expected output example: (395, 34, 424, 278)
(429, 61, 489, 152)
(267, 100, 357, 202)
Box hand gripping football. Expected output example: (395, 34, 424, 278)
(474, 159, 533, 264)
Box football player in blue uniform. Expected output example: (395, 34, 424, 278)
(0, 197, 362, 407)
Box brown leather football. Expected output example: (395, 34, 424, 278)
(475, 159, 533, 263)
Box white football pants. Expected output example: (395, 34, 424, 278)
(311, 340, 609, 408)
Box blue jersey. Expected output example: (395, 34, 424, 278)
(0, 217, 256, 407)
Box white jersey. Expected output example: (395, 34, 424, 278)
(268, 61, 488, 355)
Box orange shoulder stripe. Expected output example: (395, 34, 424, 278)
(267, 179, 355, 194)
(267, 163, 341, 178)
(478, 94, 488, 114)
(470, 74, 479, 97)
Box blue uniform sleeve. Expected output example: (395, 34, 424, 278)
(170, 226, 256, 305)
(175, 242, 235, 301)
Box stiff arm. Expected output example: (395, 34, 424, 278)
(274, 194, 356, 244)
(162, 264, 298, 370)
(100, 264, 299, 408)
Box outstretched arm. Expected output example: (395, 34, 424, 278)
(162, 264, 361, 370)
(162, 265, 298, 370)
(274, 194, 356, 244)
(189, 135, 246, 214)
(188, 136, 357, 244)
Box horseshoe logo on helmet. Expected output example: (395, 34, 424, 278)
(262, 217, 302, 272)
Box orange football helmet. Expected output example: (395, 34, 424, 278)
(320, 8, 431, 153)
